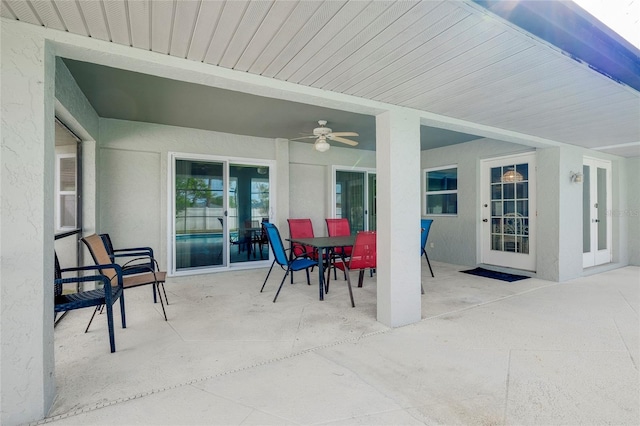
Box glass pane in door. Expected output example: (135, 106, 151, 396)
(175, 160, 224, 270)
(582, 165, 591, 253)
(336, 171, 365, 232)
(490, 163, 530, 254)
(597, 167, 607, 250)
(368, 173, 377, 231)
(229, 164, 270, 263)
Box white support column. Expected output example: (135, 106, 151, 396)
(275, 138, 290, 232)
(1, 26, 56, 424)
(375, 110, 422, 327)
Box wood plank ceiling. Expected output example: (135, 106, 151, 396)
(2, 0, 638, 156)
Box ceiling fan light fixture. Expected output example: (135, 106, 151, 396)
(315, 139, 330, 152)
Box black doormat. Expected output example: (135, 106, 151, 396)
(461, 267, 529, 282)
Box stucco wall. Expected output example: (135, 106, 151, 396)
(420, 139, 632, 280)
(98, 119, 278, 269)
(0, 23, 56, 426)
(419, 138, 533, 268)
(98, 118, 377, 263)
(54, 58, 99, 141)
(288, 141, 376, 238)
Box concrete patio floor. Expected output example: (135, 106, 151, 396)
(39, 262, 639, 425)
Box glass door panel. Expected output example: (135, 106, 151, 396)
(336, 171, 365, 233)
(229, 164, 270, 264)
(489, 163, 530, 254)
(583, 158, 611, 267)
(175, 160, 224, 270)
(597, 167, 607, 251)
(368, 173, 377, 231)
(582, 164, 591, 254)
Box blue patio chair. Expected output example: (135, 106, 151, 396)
(260, 222, 317, 303)
(54, 252, 126, 353)
(421, 219, 435, 295)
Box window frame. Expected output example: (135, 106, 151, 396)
(56, 152, 78, 230)
(423, 164, 458, 216)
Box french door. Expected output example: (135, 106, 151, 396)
(481, 153, 537, 271)
(582, 158, 611, 267)
(333, 168, 376, 232)
(171, 154, 273, 274)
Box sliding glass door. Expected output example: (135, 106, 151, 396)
(172, 154, 272, 274)
(175, 160, 225, 270)
(228, 164, 270, 265)
(334, 169, 376, 232)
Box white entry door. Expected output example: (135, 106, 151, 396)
(481, 153, 537, 271)
(582, 158, 612, 267)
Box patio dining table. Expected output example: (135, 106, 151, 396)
(287, 235, 355, 301)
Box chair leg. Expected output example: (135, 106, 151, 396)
(85, 305, 101, 333)
(156, 282, 168, 321)
(358, 269, 366, 288)
(161, 282, 169, 305)
(273, 269, 290, 303)
(423, 250, 434, 277)
(344, 268, 355, 307)
(105, 301, 116, 353)
(331, 251, 337, 281)
(289, 251, 294, 284)
(120, 293, 126, 329)
(261, 260, 277, 292)
(325, 264, 332, 294)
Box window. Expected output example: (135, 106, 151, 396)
(57, 153, 77, 229)
(424, 166, 457, 215)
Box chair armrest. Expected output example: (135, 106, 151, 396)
(59, 263, 124, 287)
(121, 256, 159, 272)
(55, 271, 122, 304)
(113, 246, 154, 255)
(55, 273, 112, 287)
(112, 247, 154, 262)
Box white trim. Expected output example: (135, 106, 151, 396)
(168, 151, 276, 277)
(55, 153, 77, 231)
(582, 157, 612, 268)
(423, 164, 459, 217)
(480, 152, 537, 271)
(330, 165, 377, 230)
(591, 141, 640, 150)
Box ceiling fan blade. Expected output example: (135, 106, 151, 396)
(329, 132, 359, 137)
(289, 135, 316, 141)
(328, 135, 359, 146)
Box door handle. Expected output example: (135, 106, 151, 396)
(482, 219, 488, 222)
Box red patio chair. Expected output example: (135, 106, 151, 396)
(287, 218, 319, 283)
(327, 231, 377, 307)
(326, 218, 353, 279)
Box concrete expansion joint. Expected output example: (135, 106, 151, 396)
(30, 328, 393, 425)
(422, 283, 558, 321)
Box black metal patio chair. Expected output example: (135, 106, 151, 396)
(54, 252, 126, 353)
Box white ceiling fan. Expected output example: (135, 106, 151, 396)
(291, 120, 359, 152)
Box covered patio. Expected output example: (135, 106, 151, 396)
(2, 1, 639, 423)
(45, 263, 639, 425)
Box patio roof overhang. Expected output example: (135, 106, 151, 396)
(2, 0, 638, 156)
